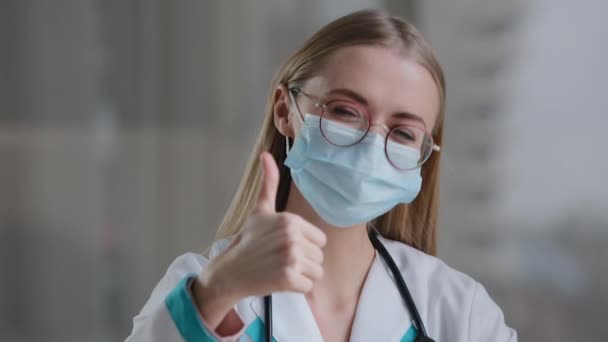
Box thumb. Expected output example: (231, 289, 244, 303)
(254, 152, 280, 214)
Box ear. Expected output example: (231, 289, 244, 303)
(273, 84, 296, 139)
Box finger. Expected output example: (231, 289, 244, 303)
(300, 258, 324, 281)
(299, 240, 324, 264)
(300, 222, 327, 247)
(285, 271, 314, 293)
(254, 152, 280, 214)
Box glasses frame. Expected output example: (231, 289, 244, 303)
(288, 86, 441, 170)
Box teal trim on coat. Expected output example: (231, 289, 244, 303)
(400, 325, 418, 342)
(244, 317, 277, 342)
(165, 274, 217, 341)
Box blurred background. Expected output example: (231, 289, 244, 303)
(1, 0, 607, 341)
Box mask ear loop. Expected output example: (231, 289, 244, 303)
(285, 135, 291, 154)
(367, 221, 381, 236)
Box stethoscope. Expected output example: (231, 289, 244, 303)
(262, 230, 435, 342)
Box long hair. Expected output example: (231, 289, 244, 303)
(214, 9, 446, 255)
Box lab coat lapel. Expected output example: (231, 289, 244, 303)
(349, 251, 415, 342)
(250, 292, 324, 342)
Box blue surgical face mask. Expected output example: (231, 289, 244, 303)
(284, 113, 423, 227)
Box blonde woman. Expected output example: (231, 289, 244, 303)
(126, 9, 517, 342)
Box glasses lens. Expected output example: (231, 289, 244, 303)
(386, 126, 433, 170)
(320, 101, 369, 146)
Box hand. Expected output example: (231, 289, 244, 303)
(193, 152, 326, 329)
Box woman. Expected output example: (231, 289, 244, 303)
(126, 9, 517, 342)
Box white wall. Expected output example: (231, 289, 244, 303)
(498, 0, 608, 228)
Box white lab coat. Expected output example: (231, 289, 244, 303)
(125, 236, 517, 341)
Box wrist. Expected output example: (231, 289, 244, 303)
(193, 266, 243, 316)
(189, 272, 246, 336)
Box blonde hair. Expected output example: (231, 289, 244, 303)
(214, 9, 446, 255)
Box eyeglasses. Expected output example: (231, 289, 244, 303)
(288, 86, 440, 170)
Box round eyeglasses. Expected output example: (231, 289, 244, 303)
(288, 86, 440, 170)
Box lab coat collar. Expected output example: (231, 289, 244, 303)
(250, 292, 323, 342)
(349, 248, 415, 342)
(248, 244, 414, 341)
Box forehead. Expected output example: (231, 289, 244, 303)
(305, 45, 440, 130)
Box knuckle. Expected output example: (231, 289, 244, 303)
(279, 230, 299, 249)
(281, 213, 303, 232)
(277, 213, 294, 228)
(283, 225, 298, 241)
(283, 245, 299, 266)
(290, 227, 302, 243)
(285, 212, 302, 224)
(279, 236, 297, 255)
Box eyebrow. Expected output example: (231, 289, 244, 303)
(327, 87, 427, 127)
(327, 88, 369, 106)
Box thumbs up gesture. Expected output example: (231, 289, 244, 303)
(195, 152, 327, 319)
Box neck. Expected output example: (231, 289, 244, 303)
(284, 183, 375, 302)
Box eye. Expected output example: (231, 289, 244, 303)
(333, 107, 358, 117)
(391, 127, 416, 143)
(324, 102, 364, 123)
(288, 87, 300, 96)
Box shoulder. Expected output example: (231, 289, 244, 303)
(379, 236, 478, 315)
(378, 236, 517, 341)
(379, 236, 476, 292)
